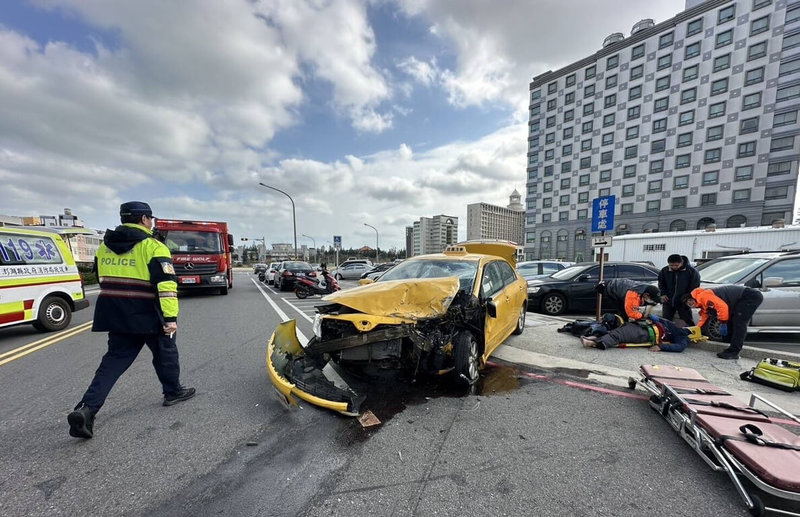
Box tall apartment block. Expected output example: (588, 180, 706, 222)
(466, 190, 525, 244)
(410, 215, 459, 256)
(525, 0, 800, 261)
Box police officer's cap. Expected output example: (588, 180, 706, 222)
(120, 201, 153, 217)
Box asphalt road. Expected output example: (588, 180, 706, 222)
(0, 271, 789, 516)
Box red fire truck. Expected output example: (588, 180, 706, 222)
(153, 219, 234, 295)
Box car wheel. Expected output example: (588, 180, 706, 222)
(512, 303, 526, 335)
(453, 331, 479, 389)
(35, 296, 71, 332)
(702, 316, 727, 342)
(541, 293, 566, 316)
(335, 273, 343, 280)
(295, 287, 308, 299)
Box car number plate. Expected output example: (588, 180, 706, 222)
(180, 277, 197, 284)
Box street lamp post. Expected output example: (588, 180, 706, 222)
(301, 234, 316, 263)
(363, 223, 379, 264)
(259, 183, 297, 259)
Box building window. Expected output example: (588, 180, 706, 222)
(578, 191, 589, 203)
(566, 73, 576, 87)
(718, 4, 735, 24)
(651, 139, 666, 153)
(679, 110, 695, 126)
(629, 85, 642, 100)
(602, 132, 614, 145)
(713, 53, 731, 72)
(562, 162, 572, 174)
(604, 93, 617, 108)
(565, 92, 575, 104)
(687, 18, 703, 36)
(710, 78, 728, 95)
(547, 115, 556, 128)
(579, 174, 590, 185)
(624, 145, 637, 159)
(650, 159, 664, 173)
(657, 54, 672, 71)
(584, 84, 595, 98)
(622, 184, 635, 197)
(623, 164, 637, 177)
(771, 136, 795, 151)
(583, 103, 594, 116)
(627, 105, 641, 120)
(680, 88, 696, 104)
(548, 82, 557, 94)
(542, 213, 551, 223)
(685, 41, 701, 59)
(599, 187, 611, 197)
(564, 109, 574, 122)
(648, 179, 662, 193)
(546, 132, 555, 144)
(702, 170, 719, 185)
(544, 166, 553, 177)
(671, 219, 688, 231)
(563, 127, 573, 139)
(701, 193, 717, 206)
(559, 194, 570, 206)
(603, 113, 615, 127)
(560, 178, 571, 189)
(674, 176, 689, 189)
(585, 65, 596, 79)
(654, 97, 669, 113)
(753, 0, 772, 10)
(677, 132, 693, 147)
(606, 74, 618, 88)
(675, 154, 691, 168)
(672, 197, 687, 209)
(630, 64, 644, 80)
(709, 101, 726, 119)
(600, 169, 612, 182)
(740, 117, 759, 134)
(601, 151, 613, 164)
(748, 41, 767, 60)
(607, 55, 618, 69)
(733, 189, 751, 202)
(646, 200, 661, 212)
(655, 76, 670, 92)
(750, 15, 769, 36)
(787, 3, 800, 24)
(577, 209, 588, 220)
(621, 203, 634, 214)
(767, 161, 792, 176)
(704, 148, 722, 163)
(562, 144, 573, 156)
(707, 125, 724, 141)
(764, 186, 789, 200)
(777, 84, 800, 102)
(742, 92, 762, 110)
(659, 32, 674, 49)
(632, 43, 645, 60)
(715, 29, 733, 48)
(737, 141, 757, 157)
(580, 156, 592, 169)
(745, 66, 765, 86)
(652, 118, 667, 133)
(547, 99, 557, 111)
(761, 211, 786, 225)
(779, 58, 800, 77)
(545, 149, 554, 160)
(543, 198, 552, 208)
(526, 232, 536, 244)
(581, 139, 592, 151)
(735, 165, 753, 181)
(785, 32, 800, 50)
(683, 64, 698, 82)
(582, 120, 593, 134)
(626, 126, 639, 140)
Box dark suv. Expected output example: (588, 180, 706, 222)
(527, 262, 659, 315)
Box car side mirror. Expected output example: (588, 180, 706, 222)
(763, 277, 782, 288)
(486, 300, 498, 318)
(228, 235, 234, 246)
(358, 278, 375, 286)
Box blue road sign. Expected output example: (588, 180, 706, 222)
(591, 195, 616, 233)
(333, 235, 342, 250)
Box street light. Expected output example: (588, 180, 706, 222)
(301, 234, 316, 262)
(363, 223, 379, 263)
(259, 182, 297, 259)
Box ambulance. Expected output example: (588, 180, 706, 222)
(0, 226, 90, 332)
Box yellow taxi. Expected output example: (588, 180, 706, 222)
(267, 240, 527, 415)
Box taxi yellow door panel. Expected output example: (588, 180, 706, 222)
(481, 261, 512, 350)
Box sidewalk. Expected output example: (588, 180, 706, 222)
(500, 315, 800, 415)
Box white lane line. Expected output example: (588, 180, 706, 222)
(251, 278, 309, 344)
(282, 297, 314, 323)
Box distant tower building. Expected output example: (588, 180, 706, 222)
(40, 208, 84, 228)
(405, 226, 414, 258)
(411, 215, 458, 255)
(466, 190, 525, 244)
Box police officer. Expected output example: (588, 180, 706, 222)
(68, 202, 195, 439)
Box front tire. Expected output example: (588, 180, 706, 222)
(295, 286, 308, 299)
(702, 316, 727, 342)
(335, 273, 343, 281)
(453, 331, 480, 390)
(35, 296, 71, 332)
(541, 293, 566, 315)
(512, 304, 526, 335)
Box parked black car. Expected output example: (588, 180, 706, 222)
(274, 261, 315, 291)
(527, 262, 659, 315)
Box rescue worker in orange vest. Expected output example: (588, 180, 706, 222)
(68, 201, 195, 439)
(681, 285, 763, 360)
(596, 279, 661, 321)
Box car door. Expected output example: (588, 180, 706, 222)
(496, 260, 526, 339)
(748, 258, 800, 327)
(481, 261, 511, 349)
(571, 265, 617, 311)
(540, 262, 561, 277)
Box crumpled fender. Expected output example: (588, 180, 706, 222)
(320, 277, 459, 320)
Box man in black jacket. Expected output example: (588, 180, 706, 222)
(658, 254, 701, 325)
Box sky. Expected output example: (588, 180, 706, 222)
(0, 0, 701, 252)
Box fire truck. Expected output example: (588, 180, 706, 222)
(153, 219, 234, 295)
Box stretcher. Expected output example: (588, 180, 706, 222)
(628, 365, 800, 516)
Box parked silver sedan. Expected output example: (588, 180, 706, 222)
(331, 262, 371, 280)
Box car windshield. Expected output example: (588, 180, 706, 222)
(549, 264, 591, 280)
(697, 257, 771, 284)
(377, 259, 478, 292)
(160, 230, 222, 253)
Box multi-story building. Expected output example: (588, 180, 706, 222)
(405, 226, 414, 258)
(466, 190, 525, 244)
(41, 208, 84, 228)
(411, 215, 459, 255)
(526, 0, 800, 261)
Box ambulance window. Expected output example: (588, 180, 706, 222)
(0, 233, 63, 265)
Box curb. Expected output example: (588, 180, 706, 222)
(691, 337, 800, 363)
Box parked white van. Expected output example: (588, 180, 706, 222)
(0, 226, 90, 331)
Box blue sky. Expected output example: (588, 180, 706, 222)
(1, 0, 694, 250)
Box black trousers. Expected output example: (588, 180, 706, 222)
(728, 288, 764, 354)
(79, 332, 182, 412)
(661, 302, 695, 326)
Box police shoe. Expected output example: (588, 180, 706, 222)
(68, 404, 96, 439)
(163, 387, 196, 406)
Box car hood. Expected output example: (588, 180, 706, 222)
(320, 277, 460, 319)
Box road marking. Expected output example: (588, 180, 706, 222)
(0, 320, 94, 366)
(281, 298, 314, 323)
(251, 278, 309, 344)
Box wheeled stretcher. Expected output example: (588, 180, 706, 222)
(629, 365, 800, 516)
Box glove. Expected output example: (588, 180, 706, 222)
(718, 323, 728, 337)
(649, 314, 660, 323)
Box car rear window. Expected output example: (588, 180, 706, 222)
(283, 261, 311, 270)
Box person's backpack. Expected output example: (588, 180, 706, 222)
(557, 320, 609, 338)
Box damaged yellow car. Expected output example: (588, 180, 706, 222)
(267, 241, 528, 415)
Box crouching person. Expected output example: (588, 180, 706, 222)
(581, 314, 690, 352)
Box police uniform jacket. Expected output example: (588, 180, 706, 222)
(93, 223, 178, 333)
